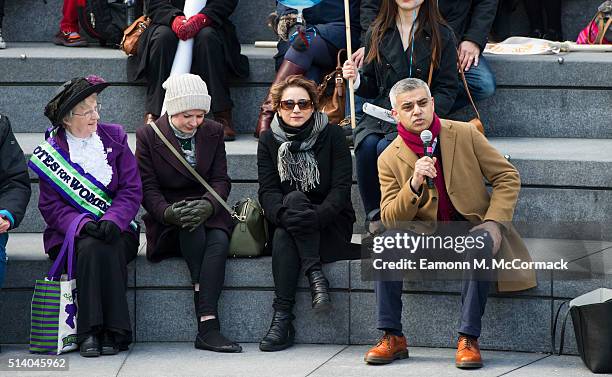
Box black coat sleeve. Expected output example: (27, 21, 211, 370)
(148, 0, 183, 26)
(430, 27, 459, 117)
(148, 0, 237, 27)
(462, 0, 498, 50)
(360, 0, 380, 45)
(0, 114, 31, 229)
(314, 125, 353, 229)
(199, 0, 238, 27)
(257, 133, 286, 226)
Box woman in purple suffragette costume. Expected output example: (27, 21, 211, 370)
(34, 75, 142, 357)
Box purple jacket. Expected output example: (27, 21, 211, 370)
(38, 123, 143, 254)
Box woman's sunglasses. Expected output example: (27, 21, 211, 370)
(279, 99, 313, 111)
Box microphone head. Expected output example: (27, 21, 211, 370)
(420, 130, 433, 144)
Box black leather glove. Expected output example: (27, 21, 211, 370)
(180, 199, 214, 232)
(98, 220, 121, 244)
(80, 221, 104, 239)
(163, 200, 188, 227)
(281, 208, 319, 235)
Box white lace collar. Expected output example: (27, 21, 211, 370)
(66, 130, 113, 186)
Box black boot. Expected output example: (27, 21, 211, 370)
(259, 310, 295, 352)
(195, 318, 242, 353)
(100, 331, 119, 356)
(307, 269, 331, 312)
(80, 334, 100, 357)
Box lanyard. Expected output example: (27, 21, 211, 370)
(406, 10, 417, 78)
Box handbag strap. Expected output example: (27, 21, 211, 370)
(458, 66, 481, 120)
(552, 300, 572, 355)
(597, 17, 612, 44)
(48, 213, 89, 280)
(147, 121, 238, 219)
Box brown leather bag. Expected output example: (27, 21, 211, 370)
(427, 47, 485, 135)
(120, 15, 151, 56)
(318, 49, 347, 125)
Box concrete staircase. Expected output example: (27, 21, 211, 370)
(1, 0, 611, 360)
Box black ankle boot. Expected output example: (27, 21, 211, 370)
(259, 310, 295, 352)
(307, 269, 331, 312)
(195, 318, 242, 353)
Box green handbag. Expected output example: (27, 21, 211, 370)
(228, 198, 269, 257)
(148, 122, 268, 257)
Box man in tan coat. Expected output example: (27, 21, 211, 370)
(363, 78, 536, 369)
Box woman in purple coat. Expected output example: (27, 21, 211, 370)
(32, 76, 142, 357)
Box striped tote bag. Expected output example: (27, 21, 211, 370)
(30, 214, 86, 354)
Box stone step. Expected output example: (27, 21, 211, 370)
(11, 133, 612, 236)
(1, 44, 611, 137)
(2, 0, 276, 45)
(2, 233, 611, 354)
(0, 343, 595, 377)
(1, 0, 602, 44)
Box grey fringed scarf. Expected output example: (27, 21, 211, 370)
(271, 112, 328, 192)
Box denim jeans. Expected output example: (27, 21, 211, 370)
(451, 55, 496, 113)
(0, 233, 7, 289)
(355, 134, 393, 219)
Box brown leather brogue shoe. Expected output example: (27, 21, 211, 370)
(455, 335, 483, 369)
(364, 333, 409, 365)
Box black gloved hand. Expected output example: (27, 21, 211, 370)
(180, 199, 214, 232)
(281, 208, 319, 235)
(98, 220, 121, 244)
(81, 221, 104, 239)
(163, 200, 188, 227)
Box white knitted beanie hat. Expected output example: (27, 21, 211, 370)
(162, 74, 211, 116)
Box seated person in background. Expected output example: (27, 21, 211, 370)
(364, 78, 535, 368)
(257, 75, 359, 352)
(343, 0, 458, 236)
(357, 0, 498, 113)
(128, 0, 249, 141)
(33, 76, 142, 357)
(254, 0, 361, 137)
(523, 0, 563, 41)
(0, 113, 31, 293)
(136, 73, 242, 353)
(53, 0, 88, 47)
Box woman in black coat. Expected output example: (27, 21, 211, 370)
(342, 0, 458, 236)
(127, 0, 249, 141)
(257, 75, 358, 352)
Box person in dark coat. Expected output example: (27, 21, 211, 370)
(254, 0, 361, 137)
(342, 0, 458, 236)
(0, 113, 31, 291)
(257, 75, 358, 352)
(127, 0, 249, 141)
(33, 76, 142, 357)
(358, 0, 498, 113)
(136, 74, 241, 353)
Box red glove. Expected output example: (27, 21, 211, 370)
(181, 13, 211, 40)
(171, 15, 188, 39)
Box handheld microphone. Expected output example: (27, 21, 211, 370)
(420, 130, 435, 189)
